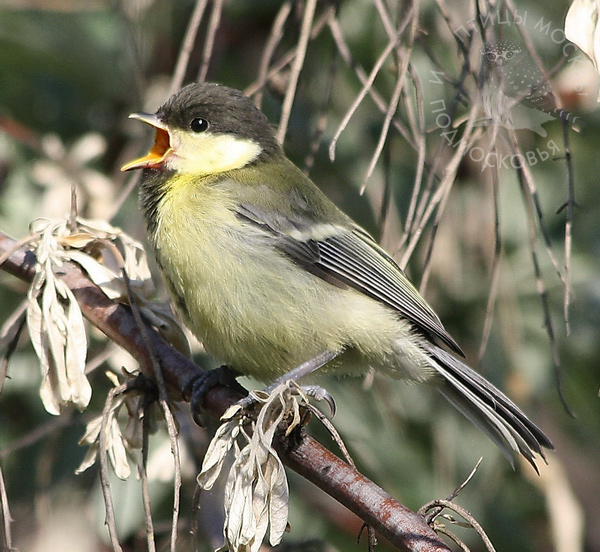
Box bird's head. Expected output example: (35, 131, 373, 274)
(122, 83, 280, 175)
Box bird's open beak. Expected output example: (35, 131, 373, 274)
(121, 113, 172, 171)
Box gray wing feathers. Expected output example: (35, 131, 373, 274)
(237, 203, 462, 354)
(316, 232, 463, 355)
(235, 202, 553, 468)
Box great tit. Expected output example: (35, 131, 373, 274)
(122, 82, 553, 470)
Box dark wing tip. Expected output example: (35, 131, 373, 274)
(425, 342, 554, 471)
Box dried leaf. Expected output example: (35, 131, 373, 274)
(198, 420, 240, 490)
(26, 278, 45, 364)
(67, 250, 126, 300)
(75, 443, 100, 475)
(266, 455, 289, 545)
(63, 280, 91, 409)
(565, 0, 600, 100)
(58, 233, 97, 249)
(108, 414, 131, 480)
(41, 271, 69, 404)
(75, 388, 139, 479)
(79, 415, 103, 446)
(198, 383, 306, 552)
(24, 216, 188, 414)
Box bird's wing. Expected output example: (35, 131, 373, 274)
(236, 203, 463, 355)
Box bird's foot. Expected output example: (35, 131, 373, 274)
(126, 372, 159, 408)
(292, 384, 336, 417)
(236, 382, 336, 419)
(183, 365, 246, 425)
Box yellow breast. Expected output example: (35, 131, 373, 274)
(148, 173, 421, 382)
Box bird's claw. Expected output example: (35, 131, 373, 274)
(300, 384, 337, 418)
(183, 365, 244, 426)
(236, 382, 336, 418)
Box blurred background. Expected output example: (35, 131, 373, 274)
(0, 0, 599, 551)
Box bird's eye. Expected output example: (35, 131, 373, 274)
(505, 51, 514, 59)
(190, 117, 209, 133)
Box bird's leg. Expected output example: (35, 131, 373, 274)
(238, 350, 340, 415)
(185, 351, 340, 425)
(269, 350, 340, 388)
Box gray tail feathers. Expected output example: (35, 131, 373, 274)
(422, 342, 554, 472)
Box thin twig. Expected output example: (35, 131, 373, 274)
(120, 263, 183, 552)
(358, 522, 378, 552)
(276, 0, 317, 144)
(190, 483, 202, 552)
(0, 299, 27, 394)
(400, 64, 426, 239)
(0, 464, 13, 550)
(139, 407, 157, 552)
(504, 0, 554, 89)
(558, 117, 576, 334)
(400, 99, 480, 270)
(417, 122, 483, 288)
(515, 161, 574, 417)
(327, 17, 417, 150)
(69, 181, 78, 234)
(197, 0, 224, 83)
(99, 385, 126, 552)
(329, 32, 402, 161)
(303, 50, 339, 174)
(245, 8, 333, 98)
(420, 499, 497, 552)
(253, 0, 293, 108)
(0, 234, 39, 268)
(378, 135, 394, 236)
(342, 1, 418, 175)
(170, 0, 209, 94)
(400, 27, 475, 258)
(512, 140, 566, 286)
(361, 68, 404, 194)
(108, 170, 141, 223)
(478, 161, 503, 361)
(433, 525, 471, 552)
(100, 237, 183, 550)
(420, 458, 483, 525)
(306, 404, 355, 468)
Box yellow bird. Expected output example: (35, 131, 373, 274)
(123, 82, 553, 470)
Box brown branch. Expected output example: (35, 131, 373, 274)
(0, 230, 451, 552)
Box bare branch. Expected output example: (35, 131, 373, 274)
(478, 162, 503, 361)
(253, 1, 293, 108)
(276, 0, 317, 144)
(0, 231, 453, 552)
(197, 0, 224, 83)
(170, 0, 209, 94)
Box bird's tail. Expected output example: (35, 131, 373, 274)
(422, 342, 554, 472)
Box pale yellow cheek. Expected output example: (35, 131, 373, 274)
(165, 130, 262, 175)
